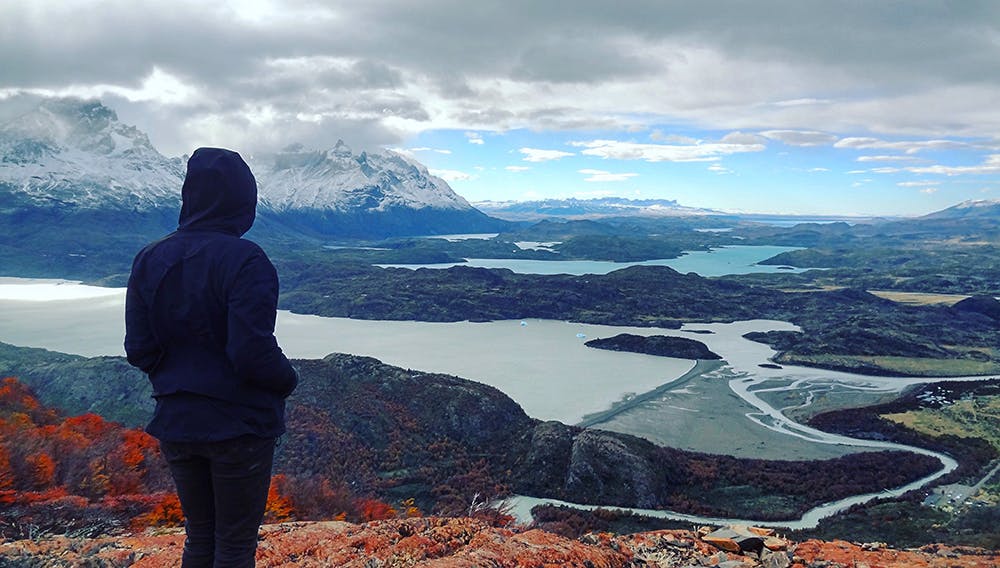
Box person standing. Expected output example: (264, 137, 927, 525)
(125, 147, 298, 567)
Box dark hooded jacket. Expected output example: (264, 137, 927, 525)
(124, 147, 297, 442)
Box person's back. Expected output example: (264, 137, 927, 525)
(125, 147, 297, 567)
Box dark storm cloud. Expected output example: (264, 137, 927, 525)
(7, 1, 999, 91)
(331, 0, 1000, 88)
(3, 1, 999, 154)
(511, 39, 658, 84)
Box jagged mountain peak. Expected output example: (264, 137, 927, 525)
(331, 138, 352, 157)
(0, 98, 183, 210)
(0, 97, 505, 238)
(256, 141, 472, 213)
(2, 98, 157, 160)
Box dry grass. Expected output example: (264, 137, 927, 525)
(882, 395, 1000, 452)
(868, 290, 970, 306)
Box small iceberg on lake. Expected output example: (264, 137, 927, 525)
(576, 333, 587, 339)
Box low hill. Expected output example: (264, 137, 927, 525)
(0, 344, 941, 525)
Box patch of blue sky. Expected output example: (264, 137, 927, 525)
(404, 127, 1000, 217)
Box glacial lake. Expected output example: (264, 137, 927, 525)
(379, 245, 809, 276)
(4, 278, 991, 529)
(2, 278, 986, 461)
(0, 278, 690, 425)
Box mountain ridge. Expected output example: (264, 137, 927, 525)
(475, 196, 722, 221)
(0, 97, 507, 240)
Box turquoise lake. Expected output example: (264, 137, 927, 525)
(378, 245, 809, 276)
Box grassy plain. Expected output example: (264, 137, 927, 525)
(775, 353, 1000, 377)
(868, 290, 970, 306)
(881, 395, 1000, 452)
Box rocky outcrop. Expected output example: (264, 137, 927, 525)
(565, 430, 662, 509)
(0, 518, 996, 567)
(511, 420, 674, 510)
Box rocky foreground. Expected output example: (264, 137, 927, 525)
(0, 517, 996, 568)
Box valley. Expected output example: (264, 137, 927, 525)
(1, 96, 999, 550)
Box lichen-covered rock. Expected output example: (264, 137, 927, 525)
(0, 518, 996, 568)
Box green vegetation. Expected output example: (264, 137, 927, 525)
(773, 354, 1000, 377)
(800, 380, 1000, 548)
(882, 395, 1000, 452)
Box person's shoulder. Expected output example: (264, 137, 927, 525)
(220, 237, 275, 272)
(232, 236, 268, 257)
(131, 231, 178, 264)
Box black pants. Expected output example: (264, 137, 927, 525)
(159, 435, 276, 568)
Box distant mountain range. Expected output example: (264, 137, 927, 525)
(475, 197, 722, 221)
(0, 98, 505, 241)
(2, 97, 998, 278)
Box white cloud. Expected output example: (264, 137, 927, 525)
(568, 139, 764, 162)
(920, 187, 938, 194)
(429, 168, 475, 182)
(772, 98, 833, 107)
(708, 163, 733, 174)
(578, 168, 639, 182)
(519, 147, 574, 162)
(905, 154, 1000, 175)
(846, 170, 868, 174)
(808, 167, 830, 172)
(856, 155, 919, 162)
(760, 130, 837, 146)
(721, 131, 766, 145)
(650, 130, 700, 144)
(834, 137, 973, 154)
(4, 2, 1000, 162)
(866, 154, 1000, 176)
(4, 67, 199, 106)
(465, 132, 484, 145)
(898, 181, 940, 187)
(410, 146, 452, 154)
(505, 165, 531, 172)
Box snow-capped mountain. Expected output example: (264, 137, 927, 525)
(257, 141, 472, 213)
(0, 98, 505, 240)
(0, 98, 184, 211)
(920, 199, 1000, 220)
(251, 142, 504, 238)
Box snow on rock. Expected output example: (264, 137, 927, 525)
(1, 99, 477, 220)
(0, 98, 184, 210)
(255, 141, 474, 213)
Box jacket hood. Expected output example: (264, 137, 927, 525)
(178, 147, 257, 236)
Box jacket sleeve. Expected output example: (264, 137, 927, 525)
(225, 251, 299, 397)
(124, 268, 164, 374)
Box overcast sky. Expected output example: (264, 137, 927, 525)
(3, 0, 1000, 215)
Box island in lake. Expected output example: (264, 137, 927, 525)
(585, 333, 722, 360)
